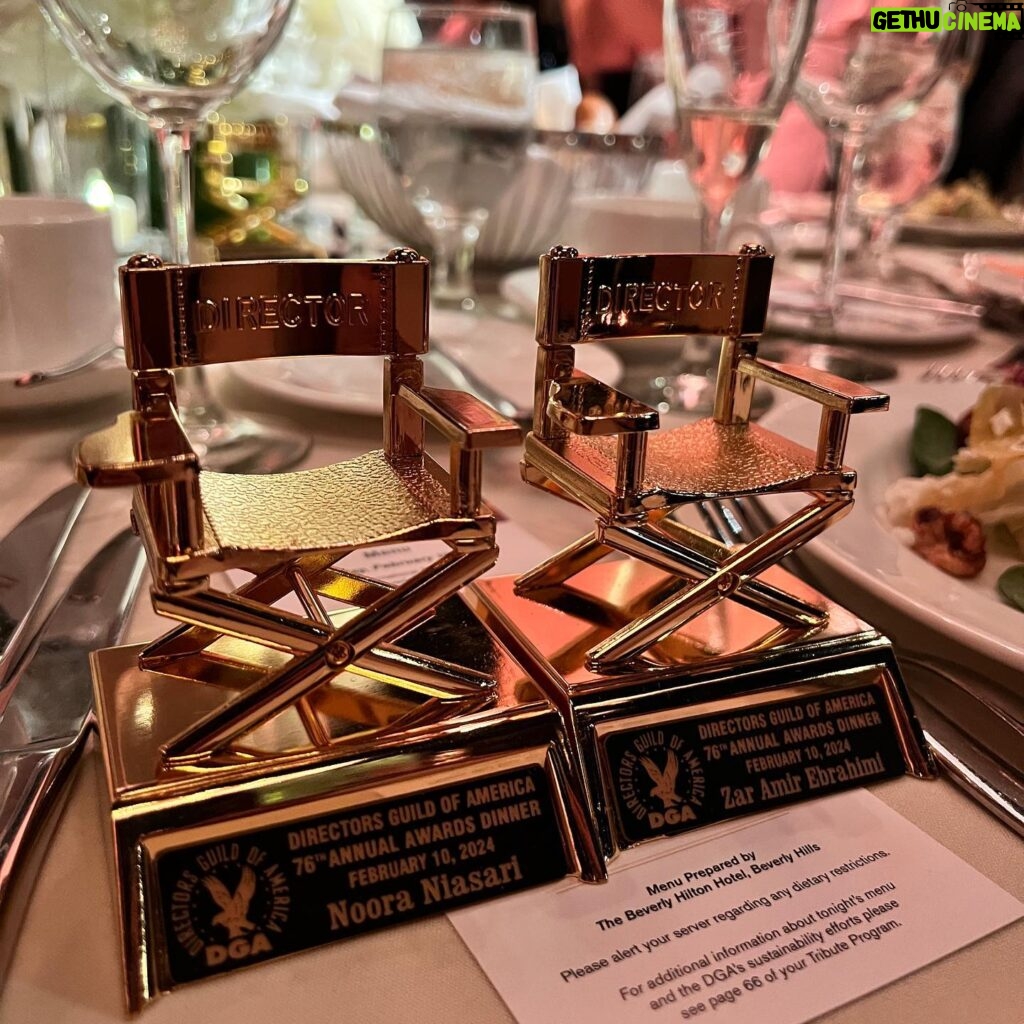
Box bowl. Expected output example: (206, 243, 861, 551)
(325, 123, 663, 268)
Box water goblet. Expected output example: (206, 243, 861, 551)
(379, 3, 537, 311)
(660, 0, 815, 411)
(39, 0, 309, 469)
(793, 0, 957, 337)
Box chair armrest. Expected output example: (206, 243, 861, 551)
(738, 358, 889, 413)
(398, 385, 522, 449)
(75, 409, 199, 488)
(548, 371, 660, 436)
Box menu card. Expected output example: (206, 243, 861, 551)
(450, 790, 1022, 1024)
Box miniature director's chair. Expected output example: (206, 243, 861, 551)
(516, 245, 887, 670)
(76, 249, 520, 763)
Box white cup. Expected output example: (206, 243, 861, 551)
(563, 194, 703, 257)
(0, 196, 118, 375)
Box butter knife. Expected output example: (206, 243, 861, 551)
(0, 483, 89, 698)
(0, 529, 145, 983)
(902, 655, 1024, 839)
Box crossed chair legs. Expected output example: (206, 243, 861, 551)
(514, 493, 853, 670)
(141, 539, 497, 763)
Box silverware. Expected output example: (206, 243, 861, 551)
(424, 346, 527, 422)
(901, 655, 1024, 838)
(0, 529, 146, 983)
(698, 496, 1024, 837)
(837, 281, 985, 320)
(13, 343, 124, 388)
(0, 484, 89, 697)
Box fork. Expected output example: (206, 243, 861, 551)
(919, 362, 1001, 385)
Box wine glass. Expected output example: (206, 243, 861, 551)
(379, 3, 537, 311)
(853, 34, 979, 289)
(661, 0, 815, 411)
(793, 0, 955, 336)
(855, 78, 961, 282)
(39, 0, 309, 470)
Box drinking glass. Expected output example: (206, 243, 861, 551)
(855, 78, 960, 281)
(379, 4, 536, 310)
(39, 0, 308, 469)
(794, 1, 955, 334)
(661, 0, 815, 410)
(854, 33, 978, 287)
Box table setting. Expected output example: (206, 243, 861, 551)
(0, 1, 1022, 1023)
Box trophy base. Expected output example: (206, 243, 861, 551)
(469, 559, 935, 861)
(90, 598, 604, 1011)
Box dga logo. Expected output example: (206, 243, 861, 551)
(615, 729, 706, 834)
(167, 842, 291, 970)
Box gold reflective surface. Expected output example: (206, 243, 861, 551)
(519, 246, 888, 669)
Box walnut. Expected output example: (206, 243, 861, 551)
(911, 507, 986, 578)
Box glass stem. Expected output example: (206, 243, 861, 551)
(817, 129, 864, 325)
(427, 214, 484, 308)
(872, 212, 900, 280)
(699, 204, 723, 253)
(154, 123, 223, 427)
(155, 125, 193, 264)
(677, 199, 728, 380)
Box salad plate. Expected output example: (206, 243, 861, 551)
(759, 379, 1024, 669)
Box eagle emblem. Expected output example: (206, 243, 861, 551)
(639, 750, 681, 809)
(203, 867, 257, 939)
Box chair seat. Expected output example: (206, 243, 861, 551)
(552, 419, 853, 508)
(200, 450, 470, 556)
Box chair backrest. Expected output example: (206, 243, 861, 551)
(119, 249, 429, 371)
(536, 246, 773, 346)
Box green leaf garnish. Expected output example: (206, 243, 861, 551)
(911, 406, 959, 477)
(997, 566, 1024, 612)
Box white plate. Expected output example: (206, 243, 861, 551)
(0, 357, 127, 415)
(760, 379, 1024, 669)
(228, 309, 622, 415)
(499, 267, 540, 321)
(901, 215, 1024, 248)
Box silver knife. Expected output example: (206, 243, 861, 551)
(0, 529, 146, 983)
(0, 483, 89, 695)
(902, 655, 1024, 839)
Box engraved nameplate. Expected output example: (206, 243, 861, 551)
(601, 682, 905, 846)
(152, 765, 569, 985)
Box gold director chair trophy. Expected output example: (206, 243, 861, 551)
(515, 243, 879, 668)
(76, 249, 522, 763)
(77, 250, 608, 1010)
(471, 244, 933, 861)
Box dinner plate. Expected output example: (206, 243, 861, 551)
(759, 379, 1024, 669)
(901, 215, 1024, 248)
(228, 309, 622, 415)
(0, 356, 127, 415)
